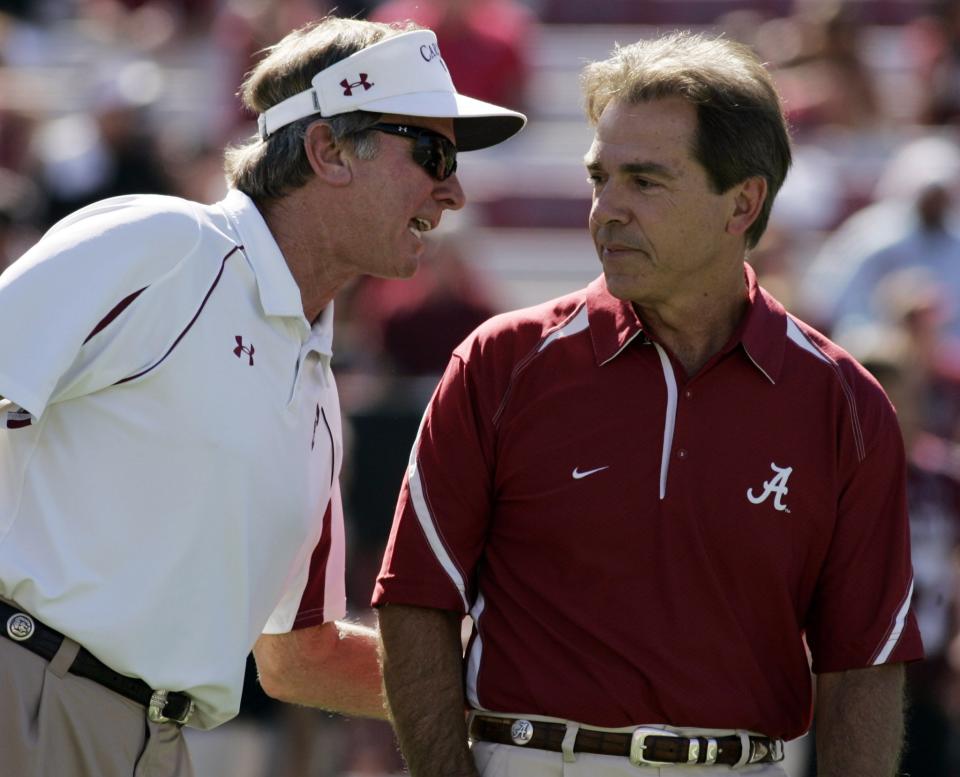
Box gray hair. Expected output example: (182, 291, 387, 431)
(581, 31, 792, 249)
(224, 17, 420, 201)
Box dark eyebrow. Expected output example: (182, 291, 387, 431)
(620, 162, 676, 179)
(584, 159, 677, 180)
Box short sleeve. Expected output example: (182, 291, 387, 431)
(0, 196, 203, 417)
(373, 352, 496, 613)
(805, 405, 924, 671)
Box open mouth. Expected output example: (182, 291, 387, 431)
(408, 217, 433, 238)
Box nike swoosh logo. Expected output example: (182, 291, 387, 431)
(572, 465, 609, 480)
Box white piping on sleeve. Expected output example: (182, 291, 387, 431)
(872, 579, 914, 665)
(407, 411, 470, 612)
(654, 343, 678, 500)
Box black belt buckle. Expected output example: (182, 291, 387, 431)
(147, 689, 194, 725)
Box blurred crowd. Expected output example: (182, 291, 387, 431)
(3, 0, 960, 775)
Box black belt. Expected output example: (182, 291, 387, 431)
(0, 599, 193, 725)
(469, 715, 784, 767)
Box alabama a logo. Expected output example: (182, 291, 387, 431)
(746, 462, 793, 513)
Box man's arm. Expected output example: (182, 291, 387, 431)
(378, 603, 478, 777)
(253, 619, 387, 719)
(815, 663, 905, 777)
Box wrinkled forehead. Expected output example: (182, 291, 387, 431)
(584, 98, 698, 169)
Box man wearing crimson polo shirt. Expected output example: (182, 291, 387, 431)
(375, 31, 923, 777)
(0, 16, 525, 777)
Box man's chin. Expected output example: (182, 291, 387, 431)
(395, 258, 419, 279)
(377, 258, 419, 280)
(601, 271, 640, 302)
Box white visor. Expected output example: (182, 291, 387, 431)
(257, 29, 526, 151)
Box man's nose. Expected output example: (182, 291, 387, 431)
(436, 173, 466, 211)
(590, 184, 628, 225)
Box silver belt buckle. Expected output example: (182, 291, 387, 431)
(629, 727, 677, 766)
(147, 689, 194, 725)
(629, 728, 716, 766)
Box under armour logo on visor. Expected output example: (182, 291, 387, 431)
(340, 74, 373, 96)
(233, 336, 255, 366)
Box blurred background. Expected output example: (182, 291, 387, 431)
(2, 0, 960, 774)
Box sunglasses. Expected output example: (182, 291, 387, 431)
(369, 123, 458, 182)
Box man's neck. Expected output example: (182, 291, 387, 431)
(636, 275, 749, 378)
(259, 193, 352, 323)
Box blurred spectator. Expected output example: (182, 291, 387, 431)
(212, 0, 354, 141)
(848, 327, 960, 776)
(0, 109, 34, 176)
(875, 268, 960, 440)
(905, 0, 960, 125)
(0, 166, 42, 270)
(31, 62, 175, 225)
(761, 0, 883, 132)
(799, 134, 960, 337)
(371, 0, 534, 111)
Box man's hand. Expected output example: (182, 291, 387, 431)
(379, 604, 479, 777)
(253, 619, 387, 719)
(815, 663, 905, 777)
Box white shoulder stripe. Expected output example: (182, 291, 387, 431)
(407, 410, 470, 611)
(872, 579, 914, 665)
(493, 303, 591, 427)
(537, 304, 590, 353)
(786, 318, 832, 364)
(786, 316, 866, 460)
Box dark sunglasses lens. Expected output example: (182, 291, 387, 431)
(413, 136, 457, 181)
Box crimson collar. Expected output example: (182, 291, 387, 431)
(584, 262, 787, 383)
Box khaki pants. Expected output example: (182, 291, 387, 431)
(472, 742, 789, 776)
(0, 633, 194, 777)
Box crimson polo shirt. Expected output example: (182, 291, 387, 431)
(373, 263, 923, 740)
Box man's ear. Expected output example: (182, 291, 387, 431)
(304, 121, 353, 187)
(725, 176, 767, 238)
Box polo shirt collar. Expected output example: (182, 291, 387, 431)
(308, 302, 335, 357)
(584, 262, 787, 383)
(218, 189, 306, 321)
(739, 262, 787, 384)
(585, 275, 645, 365)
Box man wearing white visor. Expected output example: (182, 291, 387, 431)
(0, 16, 524, 777)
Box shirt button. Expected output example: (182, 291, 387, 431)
(684, 390, 693, 399)
(677, 449, 688, 459)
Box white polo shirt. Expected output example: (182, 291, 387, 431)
(0, 190, 346, 729)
